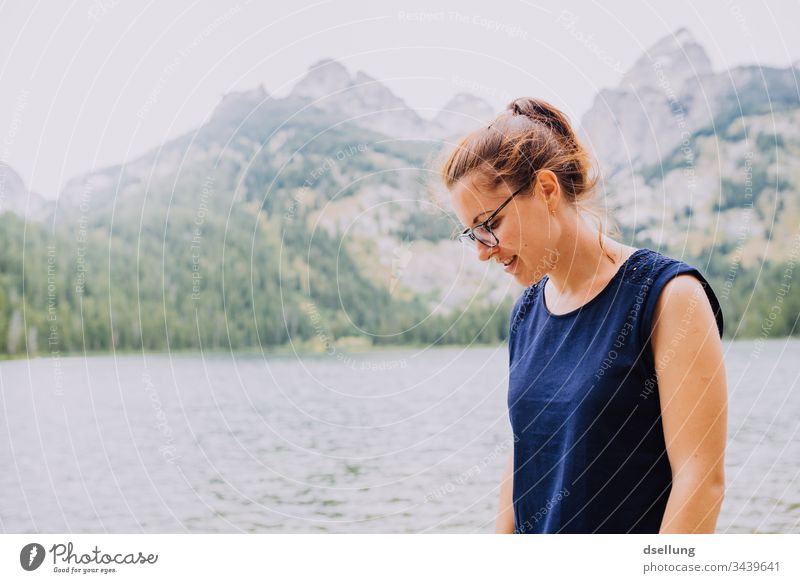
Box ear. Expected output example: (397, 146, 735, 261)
(535, 170, 561, 210)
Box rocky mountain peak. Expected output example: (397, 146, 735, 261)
(290, 58, 352, 101)
(211, 85, 269, 120)
(285, 60, 497, 140)
(621, 27, 713, 93)
(287, 59, 428, 138)
(349, 69, 408, 110)
(580, 28, 721, 173)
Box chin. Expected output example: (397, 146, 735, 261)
(506, 262, 524, 284)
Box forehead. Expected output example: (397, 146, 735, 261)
(450, 173, 510, 221)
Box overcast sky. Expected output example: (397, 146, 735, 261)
(1, 0, 799, 197)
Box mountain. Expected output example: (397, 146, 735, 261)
(1, 37, 799, 357)
(582, 28, 798, 173)
(0, 162, 52, 222)
(580, 28, 800, 265)
(581, 28, 715, 173)
(0, 70, 508, 355)
(621, 27, 713, 94)
(289, 58, 495, 139)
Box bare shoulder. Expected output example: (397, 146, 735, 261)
(652, 274, 719, 360)
(653, 274, 712, 328)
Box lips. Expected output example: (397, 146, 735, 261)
(497, 255, 518, 273)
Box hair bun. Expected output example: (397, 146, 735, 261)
(507, 97, 575, 143)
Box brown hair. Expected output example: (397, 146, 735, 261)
(440, 97, 619, 262)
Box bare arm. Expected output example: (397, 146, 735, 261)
(496, 452, 515, 533)
(651, 275, 728, 533)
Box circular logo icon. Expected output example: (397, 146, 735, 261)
(20, 543, 46, 571)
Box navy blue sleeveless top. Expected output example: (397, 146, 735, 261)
(507, 248, 723, 534)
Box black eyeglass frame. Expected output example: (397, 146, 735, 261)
(456, 182, 532, 248)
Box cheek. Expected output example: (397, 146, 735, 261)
(499, 218, 527, 248)
(504, 216, 550, 258)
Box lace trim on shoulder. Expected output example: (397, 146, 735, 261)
(622, 249, 676, 286)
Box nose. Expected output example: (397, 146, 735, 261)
(476, 240, 498, 262)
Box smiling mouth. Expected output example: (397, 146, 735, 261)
(497, 255, 518, 272)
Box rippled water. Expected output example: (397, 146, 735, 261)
(0, 340, 797, 533)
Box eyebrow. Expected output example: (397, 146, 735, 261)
(471, 210, 492, 226)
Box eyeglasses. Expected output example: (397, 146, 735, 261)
(457, 183, 529, 250)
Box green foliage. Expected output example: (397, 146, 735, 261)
(714, 67, 800, 132)
(756, 132, 786, 153)
(0, 100, 507, 357)
(683, 248, 799, 339)
(713, 165, 790, 212)
(4, 94, 798, 359)
(640, 140, 699, 185)
(390, 209, 459, 242)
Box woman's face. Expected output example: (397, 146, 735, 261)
(450, 171, 561, 286)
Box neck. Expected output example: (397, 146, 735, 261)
(546, 212, 626, 297)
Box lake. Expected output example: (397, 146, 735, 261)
(0, 340, 797, 533)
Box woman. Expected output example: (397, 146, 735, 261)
(441, 98, 727, 534)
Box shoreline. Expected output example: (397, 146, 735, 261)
(0, 340, 512, 362)
(0, 336, 794, 363)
